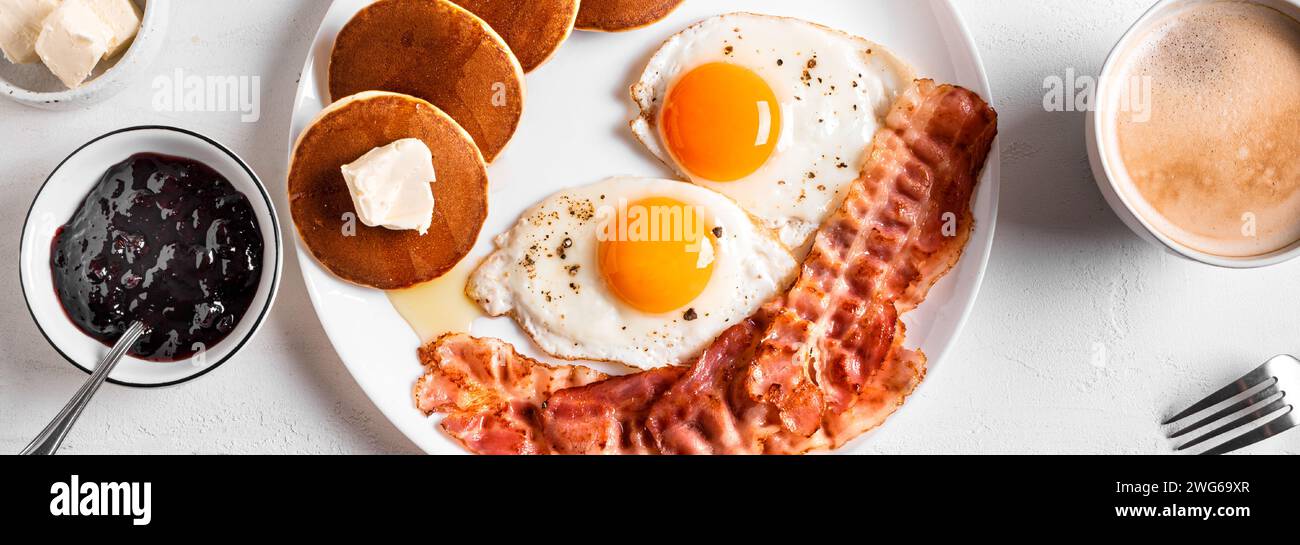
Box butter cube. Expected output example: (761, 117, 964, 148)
(35, 0, 113, 89)
(0, 0, 61, 64)
(341, 139, 438, 235)
(82, 0, 138, 58)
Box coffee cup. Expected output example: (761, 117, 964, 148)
(1087, 0, 1300, 268)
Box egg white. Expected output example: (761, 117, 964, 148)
(631, 12, 916, 250)
(468, 177, 797, 369)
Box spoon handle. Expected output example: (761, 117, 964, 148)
(21, 321, 147, 455)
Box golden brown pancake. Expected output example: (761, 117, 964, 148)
(575, 0, 684, 32)
(330, 0, 525, 163)
(450, 0, 579, 73)
(289, 92, 488, 290)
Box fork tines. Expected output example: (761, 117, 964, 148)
(1162, 355, 1298, 455)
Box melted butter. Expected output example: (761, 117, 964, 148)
(387, 259, 482, 344)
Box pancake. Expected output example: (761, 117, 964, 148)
(575, 0, 683, 32)
(289, 92, 489, 290)
(451, 0, 579, 73)
(330, 0, 525, 163)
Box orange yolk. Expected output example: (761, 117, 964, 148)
(598, 197, 717, 314)
(660, 62, 782, 182)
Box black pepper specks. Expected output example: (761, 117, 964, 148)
(557, 237, 573, 260)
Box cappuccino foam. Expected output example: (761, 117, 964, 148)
(1114, 1, 1300, 257)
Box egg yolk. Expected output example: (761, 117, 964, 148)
(660, 62, 782, 182)
(598, 197, 717, 314)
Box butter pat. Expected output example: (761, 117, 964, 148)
(341, 138, 437, 235)
(82, 0, 139, 58)
(35, 0, 113, 89)
(0, 0, 61, 64)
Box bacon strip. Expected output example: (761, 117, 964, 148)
(743, 77, 996, 444)
(415, 80, 998, 454)
(413, 336, 606, 454)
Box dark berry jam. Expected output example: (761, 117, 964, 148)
(51, 153, 264, 362)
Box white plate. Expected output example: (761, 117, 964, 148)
(20, 126, 283, 387)
(287, 0, 1000, 454)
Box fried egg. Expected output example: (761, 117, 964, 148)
(631, 13, 915, 249)
(469, 176, 796, 369)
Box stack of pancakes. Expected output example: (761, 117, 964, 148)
(289, 0, 684, 289)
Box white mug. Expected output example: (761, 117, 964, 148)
(1086, 0, 1300, 269)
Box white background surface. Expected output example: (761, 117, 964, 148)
(1, 0, 1296, 455)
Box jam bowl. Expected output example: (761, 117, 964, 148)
(20, 126, 283, 387)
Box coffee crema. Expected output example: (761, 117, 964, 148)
(1113, 1, 1300, 257)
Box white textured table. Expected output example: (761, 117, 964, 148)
(2, 0, 1295, 455)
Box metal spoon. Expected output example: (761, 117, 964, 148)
(21, 320, 147, 455)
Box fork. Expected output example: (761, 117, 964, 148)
(1163, 354, 1298, 455)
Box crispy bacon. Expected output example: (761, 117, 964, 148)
(741, 77, 996, 446)
(413, 336, 606, 454)
(415, 80, 998, 454)
(540, 367, 686, 454)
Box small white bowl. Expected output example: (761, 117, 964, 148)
(1086, 0, 1300, 269)
(19, 126, 283, 387)
(0, 0, 169, 109)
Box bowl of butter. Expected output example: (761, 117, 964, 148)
(0, 0, 168, 109)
